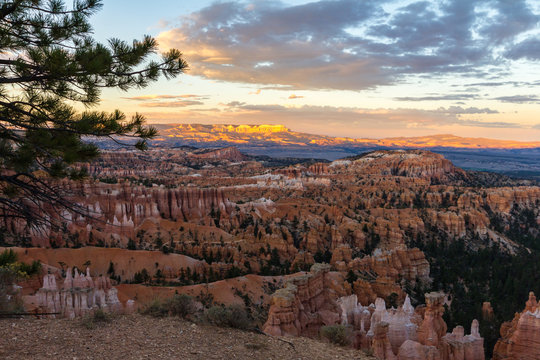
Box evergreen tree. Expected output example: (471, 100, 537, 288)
(127, 238, 136, 250)
(346, 270, 358, 284)
(107, 261, 115, 276)
(0, 0, 187, 227)
(269, 247, 280, 266)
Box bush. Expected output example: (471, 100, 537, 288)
(0, 267, 23, 313)
(81, 309, 112, 329)
(141, 295, 197, 319)
(0, 249, 41, 314)
(204, 304, 251, 329)
(0, 249, 17, 266)
(320, 325, 352, 346)
(167, 294, 196, 318)
(204, 306, 229, 327)
(141, 299, 169, 318)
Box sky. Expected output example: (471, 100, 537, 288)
(90, 0, 540, 140)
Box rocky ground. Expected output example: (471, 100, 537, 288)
(0, 314, 372, 360)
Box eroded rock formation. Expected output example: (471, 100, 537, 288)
(262, 264, 342, 337)
(37, 267, 123, 318)
(493, 292, 540, 360)
(264, 267, 485, 360)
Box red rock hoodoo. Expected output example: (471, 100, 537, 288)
(493, 292, 540, 360)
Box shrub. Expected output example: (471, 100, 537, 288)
(204, 304, 251, 329)
(363, 348, 374, 356)
(81, 309, 112, 329)
(0, 267, 23, 313)
(0, 249, 41, 313)
(227, 305, 251, 329)
(0, 249, 17, 266)
(141, 299, 169, 318)
(245, 342, 267, 350)
(204, 306, 229, 327)
(167, 294, 196, 318)
(140, 295, 197, 319)
(93, 309, 111, 322)
(320, 325, 352, 346)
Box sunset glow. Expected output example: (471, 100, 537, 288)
(91, 0, 540, 141)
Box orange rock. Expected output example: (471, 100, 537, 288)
(417, 292, 447, 347)
(482, 302, 494, 321)
(263, 264, 341, 337)
(372, 321, 398, 360)
(440, 320, 485, 360)
(398, 340, 441, 360)
(493, 292, 540, 360)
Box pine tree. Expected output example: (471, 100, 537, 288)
(0, 0, 187, 228)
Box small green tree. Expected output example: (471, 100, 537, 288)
(346, 270, 358, 284)
(127, 238, 136, 250)
(0, 249, 41, 313)
(0, 0, 187, 228)
(0, 266, 24, 313)
(107, 261, 115, 277)
(320, 325, 352, 346)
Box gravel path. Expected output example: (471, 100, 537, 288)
(0, 314, 372, 360)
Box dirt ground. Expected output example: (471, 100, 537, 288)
(0, 314, 373, 360)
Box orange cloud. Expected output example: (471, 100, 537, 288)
(139, 100, 204, 108)
(288, 94, 304, 99)
(123, 94, 204, 101)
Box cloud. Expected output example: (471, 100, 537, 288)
(437, 106, 499, 115)
(121, 94, 207, 107)
(139, 100, 204, 108)
(123, 94, 205, 101)
(157, 0, 539, 91)
(394, 94, 479, 101)
(462, 81, 540, 88)
(478, 0, 539, 45)
(249, 89, 262, 95)
(288, 94, 304, 99)
(213, 102, 517, 129)
(225, 101, 246, 108)
(493, 95, 540, 104)
(505, 37, 540, 61)
(124, 95, 178, 101)
(533, 124, 540, 130)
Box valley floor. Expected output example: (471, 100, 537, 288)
(0, 314, 371, 360)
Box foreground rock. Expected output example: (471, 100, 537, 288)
(264, 265, 485, 360)
(493, 292, 540, 360)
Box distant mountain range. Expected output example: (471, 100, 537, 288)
(146, 124, 540, 180)
(153, 123, 540, 150)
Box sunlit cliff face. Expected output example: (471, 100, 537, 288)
(221, 124, 289, 133)
(155, 124, 540, 149)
